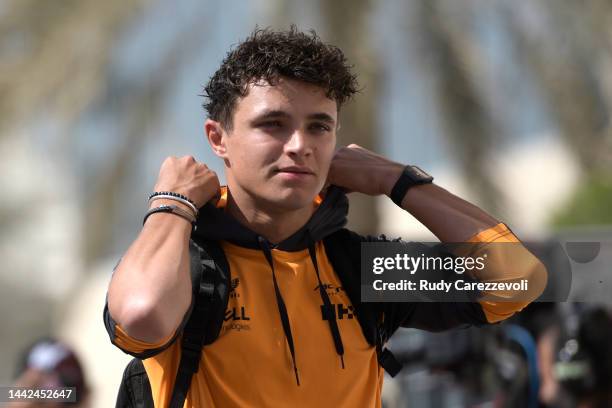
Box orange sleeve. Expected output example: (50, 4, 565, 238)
(464, 223, 548, 323)
(103, 298, 181, 357)
(466, 222, 517, 244)
(112, 323, 175, 355)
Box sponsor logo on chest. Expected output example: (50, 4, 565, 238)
(222, 278, 252, 332)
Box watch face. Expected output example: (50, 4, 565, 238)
(409, 166, 433, 182)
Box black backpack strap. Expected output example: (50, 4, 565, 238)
(323, 229, 404, 377)
(168, 239, 230, 408)
(115, 358, 154, 408)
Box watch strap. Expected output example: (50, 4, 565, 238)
(389, 165, 433, 207)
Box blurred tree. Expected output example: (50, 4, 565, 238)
(82, 9, 214, 264)
(0, 0, 214, 265)
(319, 0, 382, 234)
(553, 173, 612, 227)
(0, 0, 147, 385)
(0, 0, 145, 132)
(0, 0, 145, 266)
(505, 0, 612, 174)
(408, 0, 503, 215)
(405, 0, 612, 227)
(503, 0, 612, 227)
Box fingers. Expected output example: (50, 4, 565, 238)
(154, 156, 221, 207)
(162, 155, 200, 165)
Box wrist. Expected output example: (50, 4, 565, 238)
(142, 209, 193, 234)
(387, 164, 434, 207)
(143, 204, 196, 231)
(380, 163, 405, 196)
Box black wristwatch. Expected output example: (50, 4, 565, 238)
(389, 165, 434, 206)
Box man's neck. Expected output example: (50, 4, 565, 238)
(225, 188, 316, 245)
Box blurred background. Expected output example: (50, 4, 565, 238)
(1, 0, 611, 406)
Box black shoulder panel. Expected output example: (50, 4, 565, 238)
(115, 358, 154, 408)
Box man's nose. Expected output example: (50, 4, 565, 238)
(284, 129, 312, 157)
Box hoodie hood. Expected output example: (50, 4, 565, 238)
(191, 185, 350, 386)
(193, 185, 349, 251)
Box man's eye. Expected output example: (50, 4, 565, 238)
(309, 123, 331, 132)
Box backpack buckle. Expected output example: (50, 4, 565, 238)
(378, 348, 403, 377)
(199, 280, 214, 298)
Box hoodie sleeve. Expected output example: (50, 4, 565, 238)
(461, 222, 548, 323)
(103, 296, 192, 358)
(102, 248, 199, 359)
(385, 223, 547, 332)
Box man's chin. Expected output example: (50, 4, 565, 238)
(266, 186, 318, 211)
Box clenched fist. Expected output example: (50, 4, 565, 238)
(153, 156, 220, 208)
(327, 144, 404, 196)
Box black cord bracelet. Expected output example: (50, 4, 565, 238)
(143, 205, 197, 231)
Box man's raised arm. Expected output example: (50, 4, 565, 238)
(329, 144, 547, 322)
(106, 156, 220, 345)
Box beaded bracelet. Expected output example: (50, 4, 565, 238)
(148, 191, 198, 216)
(149, 191, 196, 206)
(143, 205, 197, 230)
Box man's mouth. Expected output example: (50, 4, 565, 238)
(276, 166, 315, 175)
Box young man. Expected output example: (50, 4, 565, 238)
(104, 27, 547, 407)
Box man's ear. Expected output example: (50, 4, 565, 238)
(205, 119, 227, 159)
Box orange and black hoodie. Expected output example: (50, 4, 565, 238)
(104, 186, 547, 407)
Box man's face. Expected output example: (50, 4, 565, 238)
(217, 78, 338, 211)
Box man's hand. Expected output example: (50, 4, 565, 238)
(327, 144, 404, 196)
(153, 156, 220, 208)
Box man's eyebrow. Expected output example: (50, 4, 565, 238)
(250, 110, 336, 125)
(251, 110, 292, 122)
(307, 112, 336, 125)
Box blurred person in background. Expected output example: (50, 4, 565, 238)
(3, 337, 89, 408)
(104, 26, 547, 407)
(540, 305, 612, 408)
(497, 303, 612, 408)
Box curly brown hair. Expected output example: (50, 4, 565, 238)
(202, 26, 359, 129)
